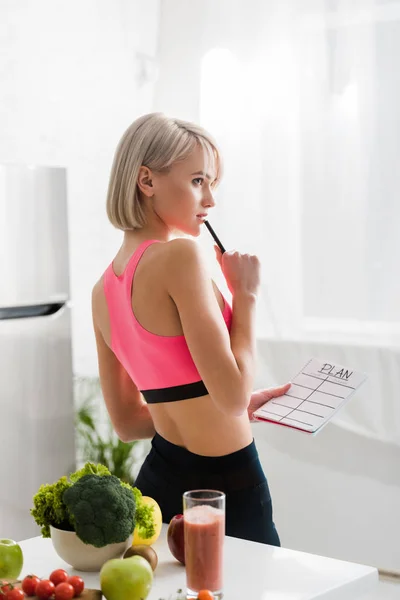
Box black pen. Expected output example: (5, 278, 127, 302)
(204, 220, 226, 254)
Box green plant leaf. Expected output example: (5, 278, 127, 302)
(74, 376, 144, 485)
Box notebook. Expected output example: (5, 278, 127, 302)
(253, 358, 368, 434)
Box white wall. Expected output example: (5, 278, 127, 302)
(0, 0, 160, 376)
(254, 337, 400, 573)
(254, 420, 400, 573)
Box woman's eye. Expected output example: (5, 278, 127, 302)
(192, 177, 204, 186)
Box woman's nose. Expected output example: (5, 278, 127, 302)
(202, 189, 216, 208)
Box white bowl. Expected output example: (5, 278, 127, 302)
(50, 526, 132, 572)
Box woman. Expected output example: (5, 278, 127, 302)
(91, 113, 290, 545)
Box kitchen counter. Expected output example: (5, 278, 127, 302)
(19, 525, 378, 599)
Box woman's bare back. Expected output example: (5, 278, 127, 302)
(93, 240, 253, 456)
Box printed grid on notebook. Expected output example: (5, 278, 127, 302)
(254, 358, 367, 433)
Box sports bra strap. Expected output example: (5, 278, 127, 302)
(123, 239, 161, 283)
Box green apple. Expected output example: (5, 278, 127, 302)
(100, 555, 153, 600)
(0, 539, 23, 579)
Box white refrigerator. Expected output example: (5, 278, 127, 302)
(0, 164, 76, 541)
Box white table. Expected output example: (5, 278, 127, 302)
(19, 525, 378, 599)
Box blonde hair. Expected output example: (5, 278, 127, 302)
(106, 112, 222, 230)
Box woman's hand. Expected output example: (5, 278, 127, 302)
(214, 245, 260, 297)
(247, 383, 291, 422)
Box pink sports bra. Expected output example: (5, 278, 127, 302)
(103, 240, 233, 403)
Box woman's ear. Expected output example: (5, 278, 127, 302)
(137, 166, 154, 197)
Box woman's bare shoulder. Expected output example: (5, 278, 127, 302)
(160, 238, 204, 270)
(92, 275, 105, 300)
(91, 275, 107, 320)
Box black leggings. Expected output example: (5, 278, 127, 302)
(135, 433, 280, 546)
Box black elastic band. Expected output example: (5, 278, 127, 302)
(142, 380, 209, 403)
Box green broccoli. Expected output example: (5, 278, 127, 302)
(31, 462, 156, 541)
(63, 474, 136, 548)
(70, 465, 156, 538)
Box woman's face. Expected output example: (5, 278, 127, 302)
(150, 145, 218, 237)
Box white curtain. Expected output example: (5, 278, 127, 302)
(198, 0, 400, 341)
(156, 0, 400, 444)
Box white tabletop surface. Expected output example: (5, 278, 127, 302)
(19, 525, 378, 600)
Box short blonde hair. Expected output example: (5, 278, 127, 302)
(106, 113, 222, 230)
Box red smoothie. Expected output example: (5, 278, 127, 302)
(184, 504, 225, 594)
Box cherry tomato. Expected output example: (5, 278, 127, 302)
(22, 575, 41, 596)
(0, 582, 12, 596)
(35, 579, 55, 600)
(67, 576, 84, 597)
(5, 590, 25, 600)
(49, 570, 69, 587)
(54, 583, 74, 600)
(197, 591, 214, 600)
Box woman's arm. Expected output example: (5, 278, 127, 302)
(165, 238, 260, 417)
(229, 289, 258, 404)
(92, 294, 155, 442)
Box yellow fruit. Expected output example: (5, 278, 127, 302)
(133, 496, 163, 546)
